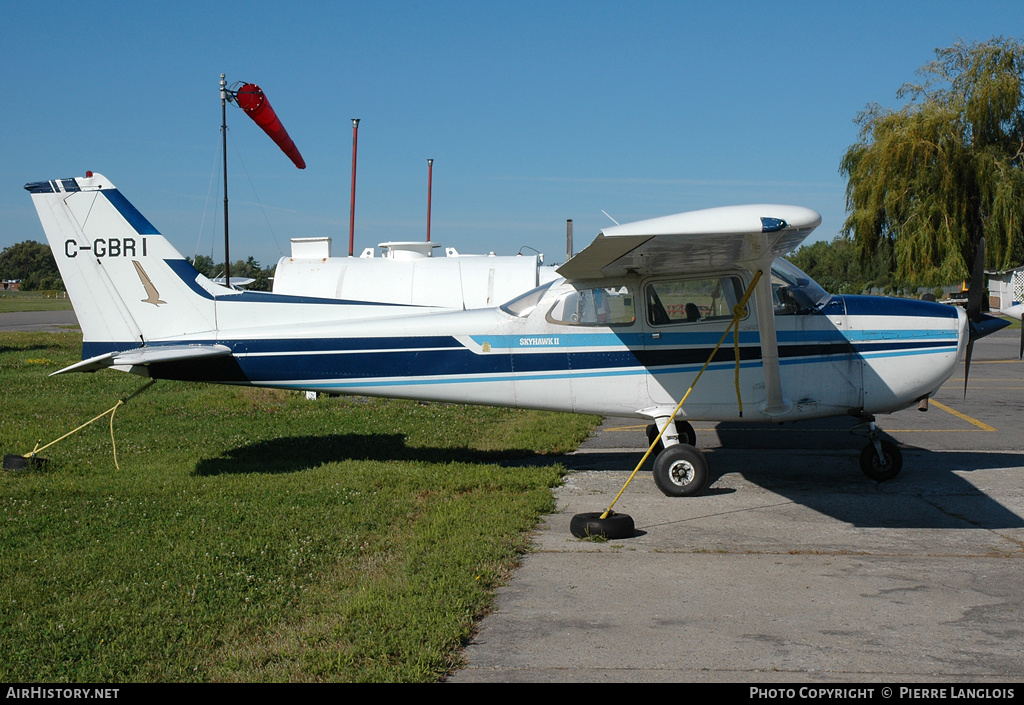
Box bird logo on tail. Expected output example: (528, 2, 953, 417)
(132, 260, 166, 306)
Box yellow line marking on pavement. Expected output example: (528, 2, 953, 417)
(929, 400, 997, 431)
(603, 424, 650, 432)
(946, 377, 1022, 381)
(942, 384, 1024, 390)
(601, 423, 989, 433)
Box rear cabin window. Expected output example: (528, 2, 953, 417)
(546, 286, 636, 326)
(645, 276, 743, 326)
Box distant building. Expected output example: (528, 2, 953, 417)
(987, 265, 1024, 311)
(2, 279, 20, 291)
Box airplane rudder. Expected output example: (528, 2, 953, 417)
(26, 174, 215, 341)
(26, 177, 145, 344)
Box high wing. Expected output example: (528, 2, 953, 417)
(558, 204, 822, 416)
(556, 205, 821, 280)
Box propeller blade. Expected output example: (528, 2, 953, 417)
(963, 237, 987, 397)
(1019, 320, 1023, 360)
(967, 237, 985, 323)
(961, 313, 1012, 396)
(963, 335, 974, 398)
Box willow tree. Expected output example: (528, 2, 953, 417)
(840, 37, 1024, 287)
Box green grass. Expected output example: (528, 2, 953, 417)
(0, 331, 599, 682)
(0, 291, 73, 312)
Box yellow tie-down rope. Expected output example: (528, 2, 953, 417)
(600, 270, 763, 519)
(20, 380, 157, 470)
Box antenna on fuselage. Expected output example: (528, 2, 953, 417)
(601, 210, 619, 225)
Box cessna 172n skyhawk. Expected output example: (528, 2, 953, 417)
(24, 172, 1009, 496)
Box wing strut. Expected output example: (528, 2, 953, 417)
(753, 266, 792, 416)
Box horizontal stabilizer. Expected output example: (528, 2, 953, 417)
(51, 344, 232, 376)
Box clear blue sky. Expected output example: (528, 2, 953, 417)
(1, 1, 1019, 269)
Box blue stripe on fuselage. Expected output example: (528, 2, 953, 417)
(80, 329, 956, 386)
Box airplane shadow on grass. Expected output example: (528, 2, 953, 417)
(193, 433, 550, 477)
(0, 343, 62, 356)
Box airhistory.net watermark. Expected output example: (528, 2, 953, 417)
(6, 688, 118, 700)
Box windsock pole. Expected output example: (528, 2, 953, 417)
(220, 74, 232, 286)
(218, 75, 306, 280)
(427, 158, 433, 243)
(349, 119, 359, 257)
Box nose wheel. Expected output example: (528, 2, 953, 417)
(857, 419, 903, 481)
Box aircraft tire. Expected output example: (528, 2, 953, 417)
(859, 440, 903, 482)
(570, 511, 635, 540)
(652, 444, 710, 497)
(645, 419, 697, 453)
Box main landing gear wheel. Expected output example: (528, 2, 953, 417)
(645, 419, 697, 452)
(570, 511, 635, 540)
(859, 440, 903, 482)
(653, 444, 710, 497)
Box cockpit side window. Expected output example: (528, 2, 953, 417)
(546, 286, 636, 326)
(645, 276, 743, 326)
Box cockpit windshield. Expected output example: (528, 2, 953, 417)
(771, 258, 830, 315)
(500, 281, 556, 318)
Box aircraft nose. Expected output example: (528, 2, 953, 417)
(956, 304, 1012, 360)
(956, 306, 969, 362)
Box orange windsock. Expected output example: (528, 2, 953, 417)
(235, 83, 306, 169)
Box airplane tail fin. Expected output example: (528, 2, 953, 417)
(25, 173, 220, 357)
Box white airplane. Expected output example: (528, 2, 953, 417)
(1002, 302, 1023, 359)
(25, 172, 1010, 497)
(211, 275, 256, 289)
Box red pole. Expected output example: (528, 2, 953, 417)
(426, 158, 433, 243)
(349, 118, 359, 256)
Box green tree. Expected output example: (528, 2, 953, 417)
(840, 37, 1024, 287)
(188, 254, 273, 290)
(229, 257, 272, 290)
(187, 254, 216, 278)
(789, 236, 895, 294)
(0, 240, 63, 291)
